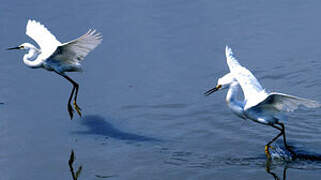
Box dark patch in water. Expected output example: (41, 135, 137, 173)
(73, 115, 160, 142)
(270, 143, 321, 162)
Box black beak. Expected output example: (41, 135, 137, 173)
(7, 46, 20, 50)
(204, 85, 222, 96)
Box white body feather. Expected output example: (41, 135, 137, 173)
(24, 20, 102, 73)
(223, 46, 320, 124)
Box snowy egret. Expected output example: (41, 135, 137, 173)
(8, 20, 102, 119)
(205, 46, 320, 158)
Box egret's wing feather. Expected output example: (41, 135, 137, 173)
(254, 92, 321, 112)
(225, 46, 268, 109)
(51, 29, 102, 64)
(26, 20, 61, 60)
(225, 46, 264, 95)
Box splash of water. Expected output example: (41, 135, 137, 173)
(269, 143, 321, 162)
(269, 144, 293, 161)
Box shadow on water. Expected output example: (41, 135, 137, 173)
(73, 115, 160, 142)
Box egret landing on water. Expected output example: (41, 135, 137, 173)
(205, 46, 321, 159)
(8, 20, 102, 120)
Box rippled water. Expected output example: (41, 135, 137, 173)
(1, 0, 321, 179)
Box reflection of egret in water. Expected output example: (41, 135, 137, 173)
(68, 149, 116, 179)
(265, 143, 321, 180)
(159, 144, 321, 169)
(158, 145, 321, 180)
(68, 150, 82, 180)
(265, 159, 288, 180)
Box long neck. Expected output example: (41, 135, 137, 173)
(226, 82, 245, 118)
(23, 48, 42, 68)
(226, 82, 241, 103)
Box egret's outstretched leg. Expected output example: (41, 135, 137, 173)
(73, 83, 82, 116)
(265, 123, 296, 159)
(57, 73, 82, 119)
(265, 124, 283, 159)
(67, 85, 76, 119)
(276, 122, 296, 158)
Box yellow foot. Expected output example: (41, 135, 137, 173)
(265, 145, 272, 159)
(73, 100, 82, 117)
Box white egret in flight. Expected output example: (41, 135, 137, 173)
(205, 46, 320, 158)
(8, 20, 102, 119)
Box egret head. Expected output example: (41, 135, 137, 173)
(7, 43, 36, 51)
(204, 73, 236, 96)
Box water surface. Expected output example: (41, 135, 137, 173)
(1, 0, 321, 179)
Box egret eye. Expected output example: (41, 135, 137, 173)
(20, 46, 24, 49)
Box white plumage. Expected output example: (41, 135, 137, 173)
(51, 29, 102, 65)
(26, 19, 62, 61)
(225, 46, 268, 109)
(253, 92, 320, 113)
(205, 46, 320, 159)
(225, 46, 320, 111)
(8, 19, 103, 119)
(24, 19, 102, 73)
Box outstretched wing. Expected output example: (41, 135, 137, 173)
(225, 46, 268, 109)
(51, 29, 102, 65)
(26, 20, 62, 60)
(253, 92, 320, 112)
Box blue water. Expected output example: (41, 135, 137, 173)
(1, 0, 321, 179)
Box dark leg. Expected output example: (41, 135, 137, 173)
(56, 73, 82, 119)
(276, 122, 288, 147)
(267, 124, 283, 146)
(73, 83, 82, 116)
(68, 86, 76, 119)
(265, 124, 283, 159)
(276, 122, 296, 159)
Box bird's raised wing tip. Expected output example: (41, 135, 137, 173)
(26, 19, 46, 33)
(27, 19, 33, 26)
(87, 29, 103, 40)
(87, 29, 96, 34)
(225, 45, 233, 57)
(25, 19, 61, 59)
(27, 19, 40, 25)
